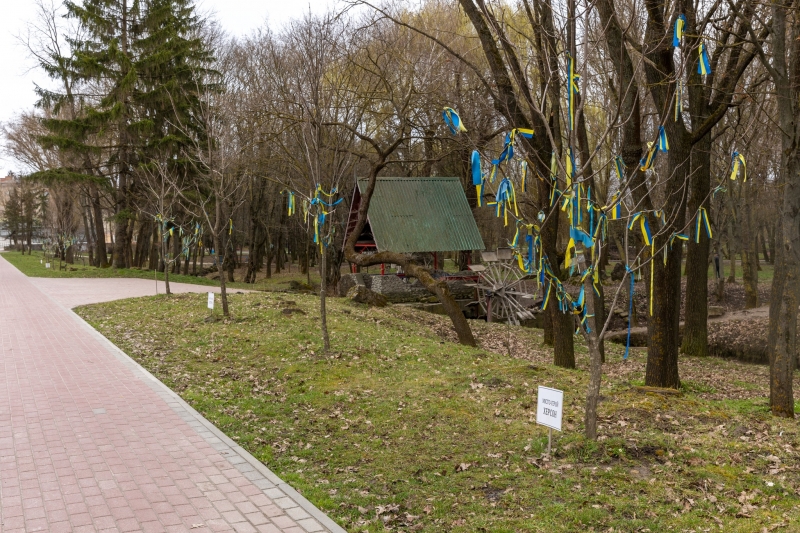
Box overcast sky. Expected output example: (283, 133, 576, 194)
(0, 0, 335, 175)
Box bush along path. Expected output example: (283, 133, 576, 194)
(77, 290, 800, 533)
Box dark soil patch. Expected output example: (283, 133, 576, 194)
(604, 277, 770, 331)
(708, 317, 771, 364)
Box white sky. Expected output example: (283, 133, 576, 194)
(0, 0, 335, 175)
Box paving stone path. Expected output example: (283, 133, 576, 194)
(28, 277, 247, 308)
(0, 256, 345, 533)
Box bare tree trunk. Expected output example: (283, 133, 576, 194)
(582, 263, 604, 439)
(755, 232, 762, 271)
(768, 219, 796, 417)
(726, 194, 737, 283)
(91, 186, 108, 267)
(769, 224, 776, 264)
(133, 220, 148, 268)
(552, 306, 576, 368)
(644, 132, 690, 390)
(740, 183, 759, 308)
(149, 224, 159, 270)
(171, 232, 180, 274)
(82, 202, 95, 266)
(682, 136, 712, 356)
(214, 233, 230, 316)
(760, 225, 771, 264)
(583, 333, 603, 439)
(767, 0, 799, 418)
(320, 246, 331, 352)
(714, 235, 725, 301)
(162, 235, 171, 296)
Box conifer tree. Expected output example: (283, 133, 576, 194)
(34, 0, 212, 267)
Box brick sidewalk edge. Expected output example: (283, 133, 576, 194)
(50, 294, 347, 533)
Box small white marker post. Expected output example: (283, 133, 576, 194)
(536, 386, 564, 455)
(207, 292, 214, 315)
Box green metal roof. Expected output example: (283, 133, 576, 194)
(356, 177, 485, 253)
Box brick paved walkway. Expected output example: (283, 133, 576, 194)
(0, 256, 344, 533)
(28, 277, 247, 309)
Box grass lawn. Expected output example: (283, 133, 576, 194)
(75, 291, 800, 532)
(0, 250, 309, 291)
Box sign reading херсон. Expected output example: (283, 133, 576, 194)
(536, 385, 564, 432)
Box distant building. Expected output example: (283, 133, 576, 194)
(0, 172, 15, 203)
(0, 172, 19, 247)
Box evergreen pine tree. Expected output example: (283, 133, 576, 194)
(34, 0, 213, 267)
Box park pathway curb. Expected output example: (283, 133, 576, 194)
(0, 256, 346, 533)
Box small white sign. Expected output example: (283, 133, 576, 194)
(536, 386, 564, 432)
(45, 263, 51, 269)
(207, 292, 214, 310)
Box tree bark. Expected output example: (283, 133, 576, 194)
(740, 182, 759, 308)
(766, 0, 798, 417)
(644, 133, 690, 390)
(681, 136, 712, 356)
(91, 186, 108, 267)
(761, 225, 771, 263)
(133, 220, 149, 268)
(214, 229, 230, 317)
(551, 306, 575, 368)
(162, 231, 171, 296)
(149, 224, 159, 270)
(726, 194, 737, 283)
(82, 200, 95, 266)
(320, 245, 331, 352)
(172, 230, 181, 274)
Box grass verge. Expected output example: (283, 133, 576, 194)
(76, 292, 800, 532)
(0, 250, 301, 291)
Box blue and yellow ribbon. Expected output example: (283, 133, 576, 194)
(613, 155, 626, 183)
(494, 178, 518, 226)
(698, 42, 712, 75)
(442, 107, 467, 134)
(665, 233, 689, 265)
(471, 150, 482, 205)
(674, 79, 683, 121)
(695, 207, 713, 242)
(673, 14, 686, 47)
(520, 161, 528, 192)
(566, 147, 575, 190)
(492, 132, 516, 166)
(628, 212, 653, 247)
(284, 191, 296, 216)
(640, 142, 658, 171)
(567, 53, 580, 131)
(657, 126, 669, 152)
(730, 151, 747, 182)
